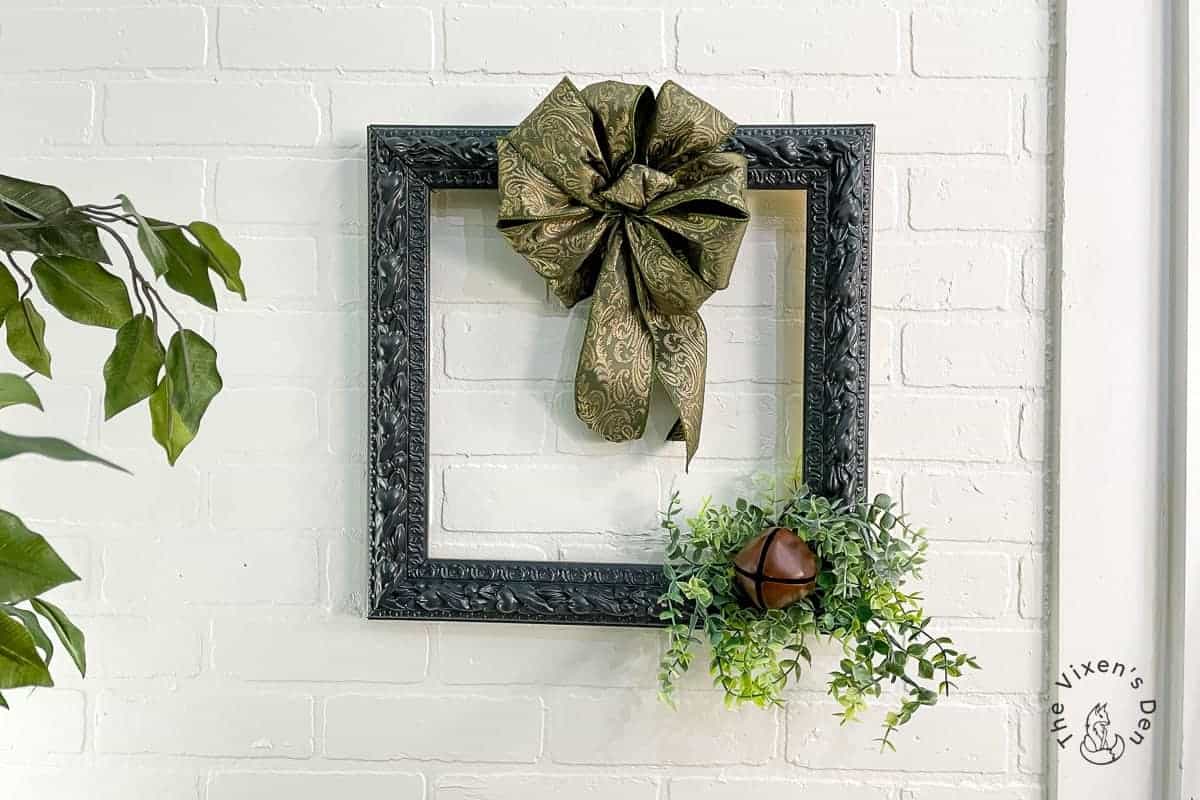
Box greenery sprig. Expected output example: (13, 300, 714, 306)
(657, 465, 980, 751)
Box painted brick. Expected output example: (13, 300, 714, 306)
(902, 320, 1044, 387)
(870, 393, 1012, 461)
(440, 775, 658, 800)
(431, 390, 548, 455)
(97, 692, 313, 757)
(216, 312, 364, 383)
(671, 778, 889, 800)
(175, 387, 319, 457)
(874, 164, 901, 231)
(103, 535, 319, 606)
(913, 10, 1049, 78)
(211, 465, 349, 530)
(872, 318, 896, 385)
(1022, 247, 1047, 311)
(325, 235, 366, 306)
(549, 691, 777, 765)
(1019, 397, 1045, 462)
(446, 7, 663, 73)
(873, 241, 1011, 310)
(209, 772, 423, 800)
(1020, 553, 1046, 618)
(904, 470, 1044, 543)
(0, 8, 206, 70)
(84, 616, 203, 678)
(903, 785, 1040, 800)
(219, 7, 432, 71)
(678, 8, 899, 75)
(430, 196, 548, 303)
(0, 82, 92, 147)
(0, 690, 84, 754)
(442, 309, 573, 381)
(214, 619, 428, 683)
(442, 463, 659, 533)
(328, 388, 365, 458)
(946, 628, 1044, 693)
(1025, 88, 1052, 154)
(787, 702, 1008, 772)
(216, 158, 363, 225)
(234, 237, 320, 306)
(794, 83, 1010, 154)
(439, 626, 660, 687)
(1017, 709, 1046, 775)
(105, 82, 319, 146)
(910, 166, 1047, 231)
(0, 769, 199, 800)
(0, 453, 203, 527)
(338, 83, 550, 143)
(921, 550, 1013, 618)
(3, 157, 205, 220)
(324, 694, 542, 761)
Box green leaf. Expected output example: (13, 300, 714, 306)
(0, 373, 41, 412)
(149, 375, 195, 465)
(0, 175, 72, 220)
(34, 211, 109, 265)
(0, 267, 17, 315)
(0, 509, 79, 603)
(0, 204, 41, 254)
(0, 611, 52, 690)
(188, 221, 245, 300)
(31, 598, 85, 677)
(165, 329, 222, 433)
(0, 691, 8, 709)
(0, 430, 128, 472)
(155, 223, 217, 310)
(102, 315, 164, 419)
(32, 255, 132, 329)
(4, 298, 51, 377)
(1, 605, 53, 666)
(117, 195, 170, 278)
(918, 659, 935, 680)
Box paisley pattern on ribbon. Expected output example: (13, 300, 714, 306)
(497, 77, 750, 465)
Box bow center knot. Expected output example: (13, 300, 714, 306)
(598, 164, 677, 212)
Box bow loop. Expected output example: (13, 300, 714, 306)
(497, 78, 750, 465)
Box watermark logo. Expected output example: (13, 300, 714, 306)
(1048, 658, 1157, 767)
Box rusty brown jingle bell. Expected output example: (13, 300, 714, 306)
(733, 527, 820, 610)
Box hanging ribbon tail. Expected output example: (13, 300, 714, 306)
(646, 307, 708, 469)
(574, 226, 656, 444)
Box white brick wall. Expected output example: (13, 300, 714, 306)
(0, 0, 1051, 796)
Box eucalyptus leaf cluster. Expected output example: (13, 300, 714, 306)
(0, 175, 245, 706)
(657, 467, 980, 751)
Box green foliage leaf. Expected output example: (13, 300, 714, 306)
(0, 267, 17, 315)
(165, 329, 221, 433)
(0, 430, 128, 472)
(0, 509, 79, 604)
(117, 195, 170, 278)
(31, 598, 85, 677)
(32, 255, 132, 329)
(0, 175, 71, 220)
(0, 611, 52, 690)
(0, 373, 42, 412)
(4, 298, 51, 377)
(102, 315, 164, 420)
(155, 223, 217, 310)
(188, 221, 245, 300)
(0, 204, 40, 254)
(149, 375, 194, 466)
(1, 605, 53, 666)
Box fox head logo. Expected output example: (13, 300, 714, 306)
(1079, 702, 1126, 765)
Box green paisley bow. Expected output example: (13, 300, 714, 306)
(497, 78, 750, 465)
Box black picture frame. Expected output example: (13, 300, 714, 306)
(367, 124, 874, 626)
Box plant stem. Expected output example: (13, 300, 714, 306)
(5, 252, 33, 300)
